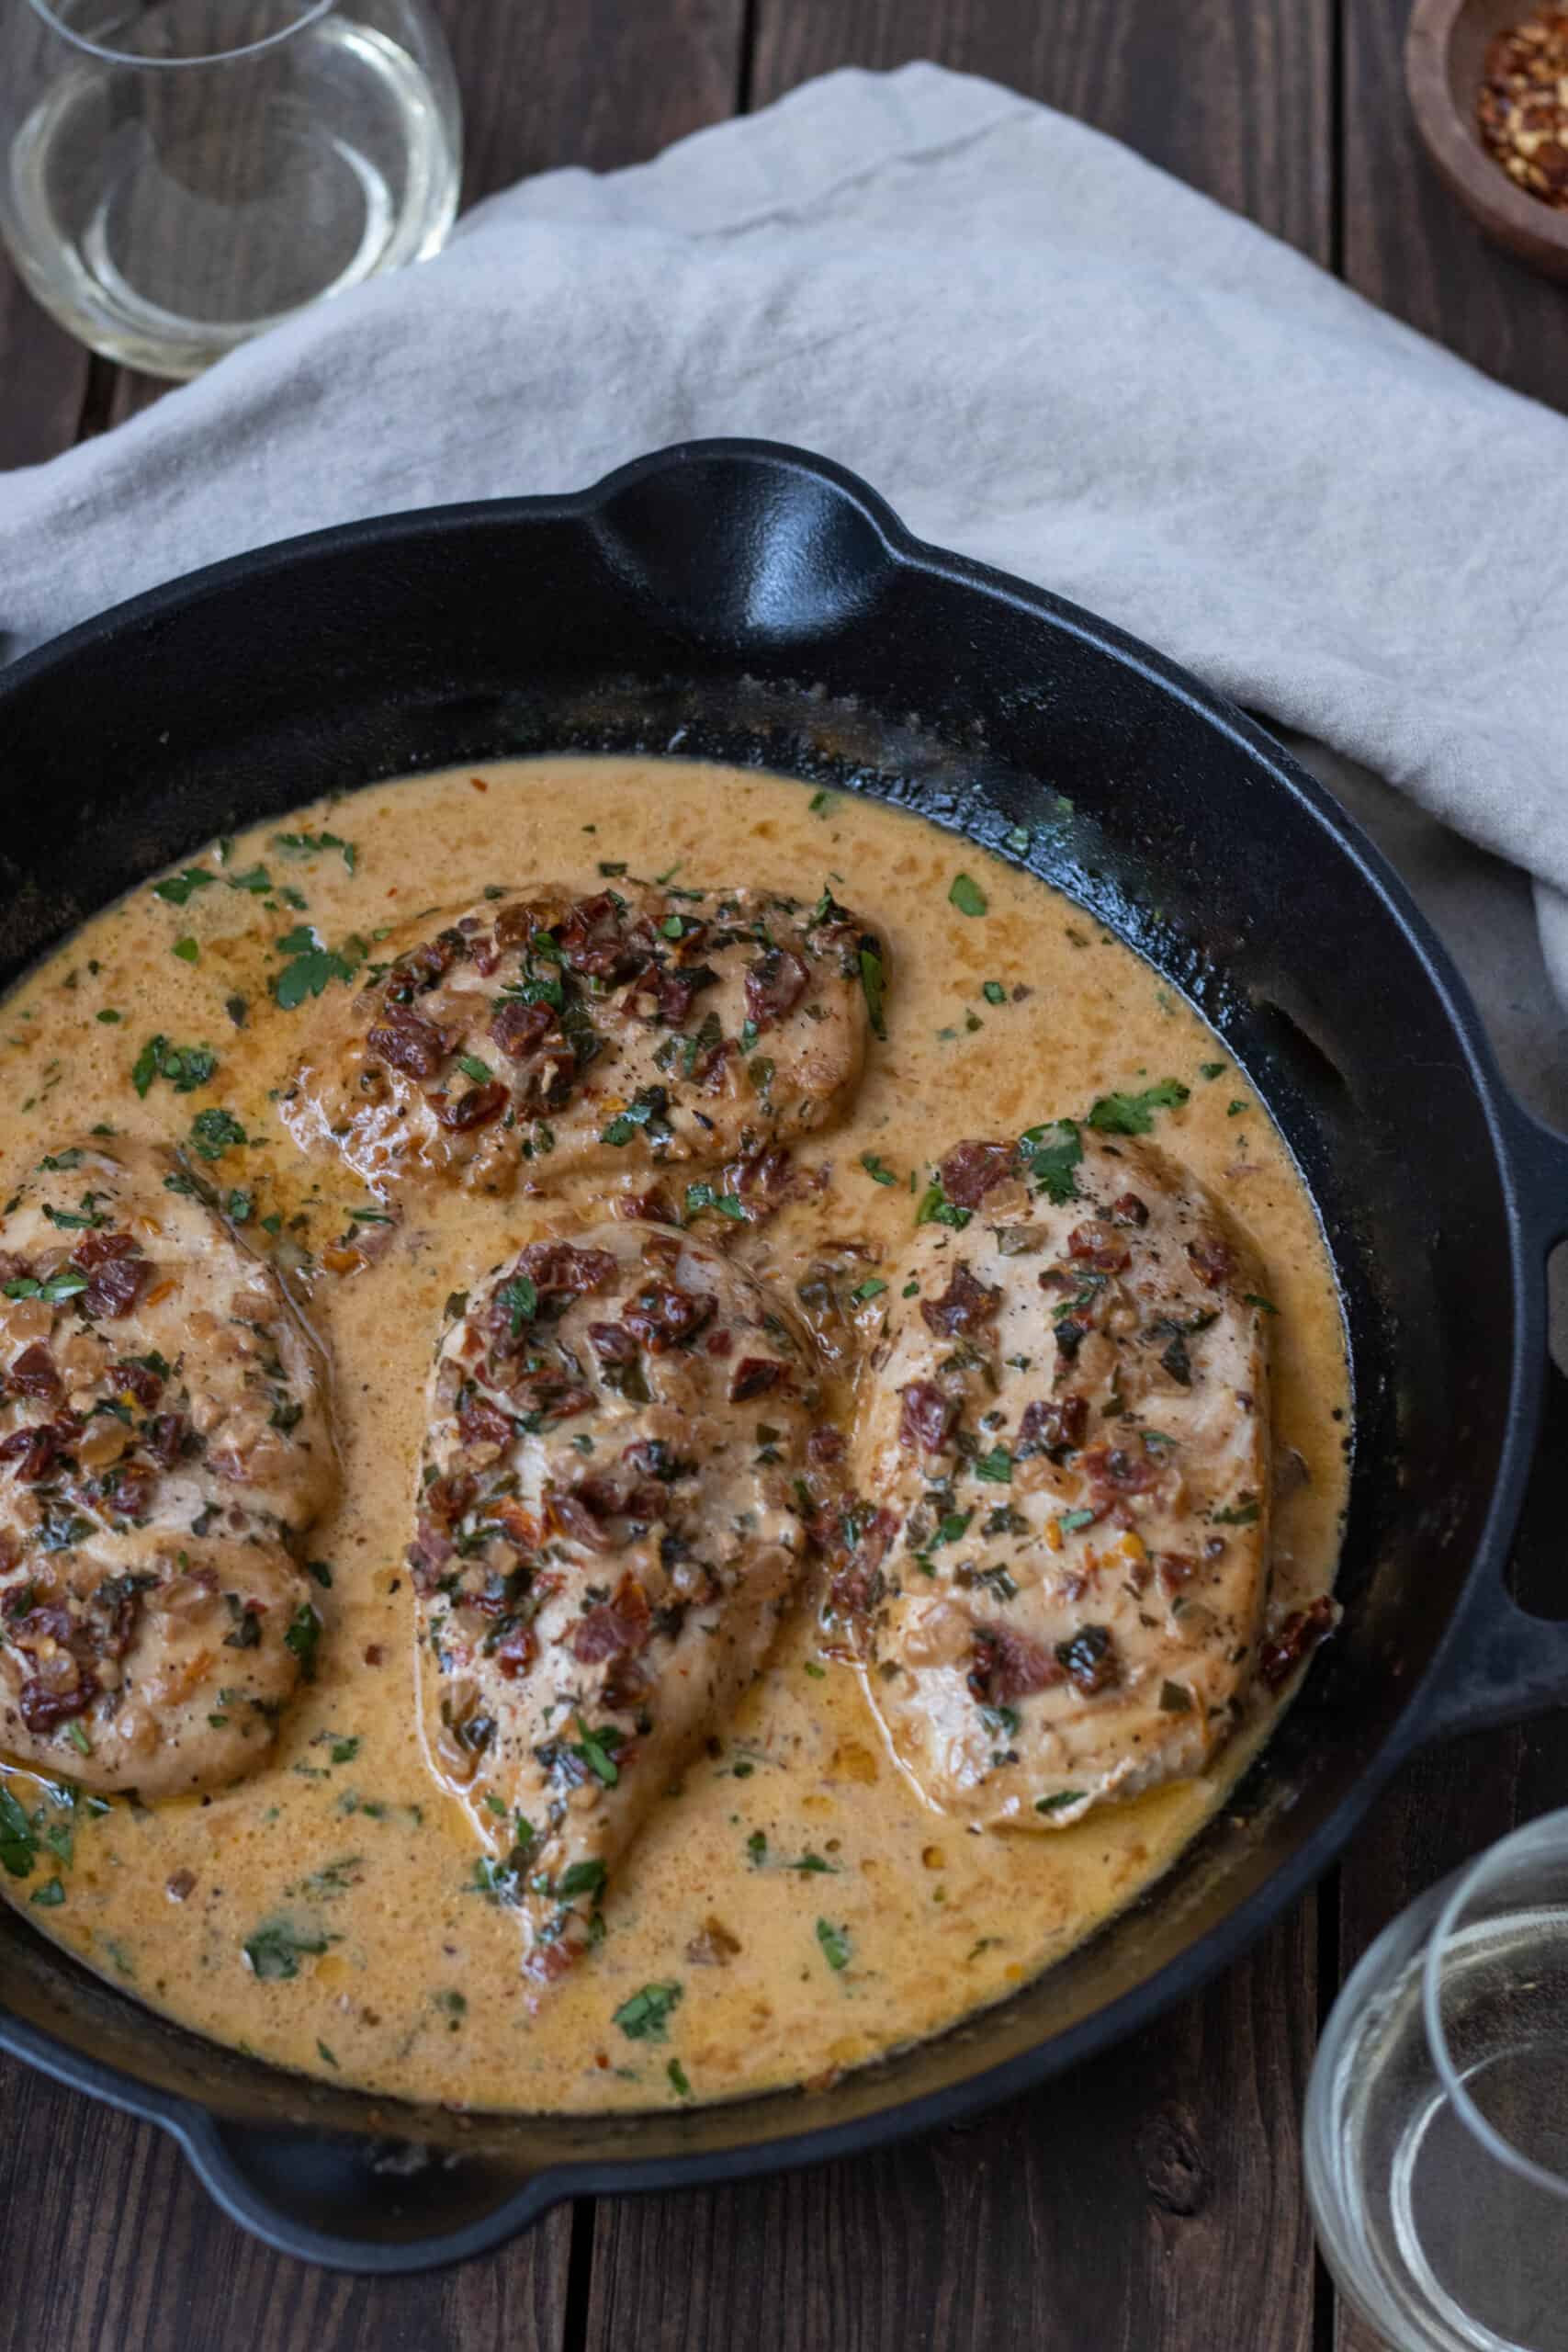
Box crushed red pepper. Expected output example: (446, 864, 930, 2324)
(1478, 13, 1568, 208)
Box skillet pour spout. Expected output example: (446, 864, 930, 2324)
(1, 436, 1566, 2272)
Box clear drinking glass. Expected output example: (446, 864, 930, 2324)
(1306, 1810, 1568, 2351)
(0, 0, 461, 378)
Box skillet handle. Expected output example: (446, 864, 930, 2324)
(1411, 1106, 1568, 1748)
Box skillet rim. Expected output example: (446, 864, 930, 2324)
(0, 436, 1557, 2270)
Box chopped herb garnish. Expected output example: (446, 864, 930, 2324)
(684, 1182, 746, 1224)
(571, 1718, 620, 1788)
(1212, 1499, 1261, 1526)
(613, 1980, 683, 2041)
(850, 1277, 888, 1305)
(1086, 1079, 1190, 1136)
(188, 1107, 247, 1161)
(974, 1447, 1013, 1484)
(272, 830, 356, 871)
(808, 789, 834, 815)
(152, 867, 216, 907)
(1019, 1117, 1082, 1204)
(982, 980, 1006, 1005)
(0, 1787, 39, 1878)
(243, 1917, 333, 1980)
(667, 2058, 693, 2098)
(172, 936, 199, 965)
(858, 942, 887, 1041)
(1200, 1061, 1226, 1080)
(948, 872, 987, 918)
(1057, 1508, 1096, 1534)
(860, 1152, 897, 1187)
(1035, 1791, 1084, 1815)
(271, 925, 366, 1011)
(496, 1275, 538, 1335)
(815, 1917, 852, 1973)
(283, 1602, 323, 1681)
(915, 1181, 970, 1230)
(557, 1858, 608, 1901)
(1244, 1293, 1279, 1316)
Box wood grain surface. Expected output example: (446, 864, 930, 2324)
(0, 5, 1563, 2346)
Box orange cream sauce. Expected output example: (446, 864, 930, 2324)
(0, 757, 1348, 2113)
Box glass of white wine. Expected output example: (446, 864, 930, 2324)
(0, 0, 461, 379)
(1307, 1809, 1568, 2351)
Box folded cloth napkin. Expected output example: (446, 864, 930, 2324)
(3, 62, 1568, 1050)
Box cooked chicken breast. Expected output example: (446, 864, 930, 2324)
(832, 1126, 1272, 1828)
(0, 1139, 333, 1794)
(279, 881, 883, 1199)
(411, 1219, 818, 1984)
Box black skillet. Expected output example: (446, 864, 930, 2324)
(0, 440, 1564, 2272)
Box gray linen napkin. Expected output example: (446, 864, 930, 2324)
(2, 62, 1566, 1110)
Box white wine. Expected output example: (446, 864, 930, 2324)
(1312, 1905, 1568, 2352)
(3, 11, 459, 378)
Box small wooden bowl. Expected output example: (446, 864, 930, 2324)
(1406, 0, 1568, 280)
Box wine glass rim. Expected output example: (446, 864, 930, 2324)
(1421, 1806, 1568, 2206)
(23, 0, 338, 69)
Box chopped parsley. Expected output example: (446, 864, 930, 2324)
(172, 936, 199, 965)
(948, 872, 987, 918)
(612, 1980, 683, 2041)
(188, 1107, 247, 1161)
(850, 1277, 887, 1305)
(815, 1917, 852, 1973)
(132, 1035, 218, 1098)
(243, 1917, 333, 1980)
(152, 867, 216, 907)
(1019, 1118, 1082, 1204)
(1085, 1079, 1190, 1136)
(272, 830, 356, 871)
(915, 1180, 970, 1231)
(859, 942, 887, 1041)
(571, 1718, 620, 1788)
(982, 980, 1006, 1005)
(271, 924, 366, 1011)
(495, 1275, 538, 1334)
(1035, 1791, 1084, 1815)
(973, 1446, 1013, 1484)
(283, 1602, 323, 1681)
(860, 1152, 897, 1187)
(0, 1787, 39, 1878)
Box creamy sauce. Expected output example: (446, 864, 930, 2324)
(0, 757, 1348, 2114)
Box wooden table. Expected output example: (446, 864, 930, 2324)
(3, 5, 1565, 2346)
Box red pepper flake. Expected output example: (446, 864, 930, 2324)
(1478, 14, 1568, 207)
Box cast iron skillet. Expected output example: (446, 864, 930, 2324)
(0, 440, 1564, 2273)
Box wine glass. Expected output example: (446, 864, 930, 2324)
(0, 0, 462, 379)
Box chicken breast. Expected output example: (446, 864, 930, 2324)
(830, 1125, 1273, 1828)
(0, 1138, 334, 1794)
(411, 1219, 818, 1984)
(279, 881, 884, 1199)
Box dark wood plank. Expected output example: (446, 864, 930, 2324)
(586, 1905, 1317, 2352)
(750, 0, 1334, 260)
(1342, 0, 1568, 408)
(0, 2051, 574, 2352)
(0, 279, 91, 470)
(108, 0, 747, 423)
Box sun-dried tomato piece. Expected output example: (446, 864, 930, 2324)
(1019, 1395, 1089, 1455)
(919, 1261, 1000, 1340)
(7, 1343, 61, 1400)
(622, 1281, 712, 1352)
(1258, 1594, 1335, 1690)
(433, 1080, 509, 1132)
(490, 998, 557, 1060)
(457, 1394, 513, 1450)
(729, 1358, 785, 1404)
(899, 1382, 959, 1453)
(1067, 1219, 1132, 1274)
(968, 1623, 1064, 1705)
(1187, 1233, 1237, 1290)
(571, 1573, 654, 1666)
(938, 1140, 1016, 1208)
(744, 945, 808, 1030)
(367, 1002, 453, 1079)
(112, 1359, 164, 1408)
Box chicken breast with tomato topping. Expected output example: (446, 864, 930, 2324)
(412, 1220, 818, 1984)
(832, 1125, 1277, 1827)
(0, 1139, 334, 1794)
(280, 880, 884, 1200)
